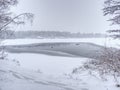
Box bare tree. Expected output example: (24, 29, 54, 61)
(0, 0, 34, 59)
(103, 0, 120, 38)
(0, 0, 33, 32)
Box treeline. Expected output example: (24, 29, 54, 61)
(0, 30, 106, 39)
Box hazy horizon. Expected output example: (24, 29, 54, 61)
(11, 0, 113, 33)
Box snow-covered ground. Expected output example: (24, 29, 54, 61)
(0, 54, 119, 90)
(0, 38, 120, 90)
(0, 60, 88, 90)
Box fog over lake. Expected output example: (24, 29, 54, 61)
(11, 0, 110, 33)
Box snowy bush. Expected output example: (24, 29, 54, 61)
(72, 48, 120, 86)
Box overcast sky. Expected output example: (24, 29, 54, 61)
(11, 0, 111, 33)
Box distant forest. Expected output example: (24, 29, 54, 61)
(0, 30, 106, 39)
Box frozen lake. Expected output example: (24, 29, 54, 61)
(2, 37, 120, 48)
(4, 38, 120, 75)
(5, 37, 119, 75)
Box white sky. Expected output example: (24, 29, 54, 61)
(11, 0, 111, 33)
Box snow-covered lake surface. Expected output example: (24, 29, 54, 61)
(2, 38, 120, 48)
(8, 53, 87, 75)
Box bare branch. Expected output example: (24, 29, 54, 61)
(0, 13, 34, 31)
